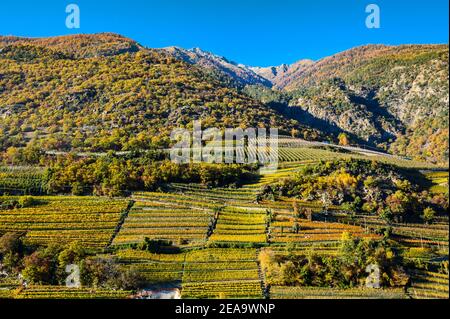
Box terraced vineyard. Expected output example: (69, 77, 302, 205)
(169, 184, 278, 244)
(278, 147, 351, 163)
(107, 168, 446, 299)
(11, 286, 131, 299)
(164, 184, 270, 244)
(276, 144, 440, 169)
(113, 192, 217, 246)
(425, 171, 449, 194)
(0, 157, 447, 300)
(170, 183, 257, 204)
(115, 249, 186, 283)
(253, 167, 307, 185)
(0, 280, 131, 299)
(327, 213, 449, 249)
(0, 278, 20, 299)
(270, 201, 380, 244)
(263, 243, 341, 257)
(271, 219, 380, 243)
(393, 224, 449, 248)
(270, 286, 408, 299)
(181, 249, 263, 299)
(0, 196, 128, 248)
(408, 270, 449, 299)
(0, 289, 14, 299)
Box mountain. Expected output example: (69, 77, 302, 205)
(261, 45, 449, 164)
(250, 59, 314, 87)
(0, 34, 447, 165)
(0, 33, 142, 58)
(162, 47, 272, 87)
(0, 33, 303, 153)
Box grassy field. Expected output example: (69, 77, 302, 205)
(0, 146, 447, 299)
(113, 193, 215, 246)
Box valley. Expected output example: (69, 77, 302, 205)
(0, 33, 448, 300)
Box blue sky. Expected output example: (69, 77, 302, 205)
(0, 0, 448, 66)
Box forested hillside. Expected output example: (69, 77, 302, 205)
(253, 45, 449, 165)
(0, 34, 301, 152)
(163, 46, 271, 87)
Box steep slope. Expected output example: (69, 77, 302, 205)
(249, 64, 290, 83)
(163, 47, 272, 87)
(0, 33, 142, 58)
(1, 35, 447, 164)
(0, 34, 300, 152)
(250, 59, 314, 87)
(276, 45, 449, 164)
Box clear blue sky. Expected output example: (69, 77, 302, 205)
(0, 0, 448, 66)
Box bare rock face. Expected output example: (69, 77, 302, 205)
(291, 80, 402, 145)
(163, 47, 272, 87)
(250, 59, 314, 88)
(276, 45, 449, 164)
(249, 64, 290, 83)
(165, 43, 448, 164)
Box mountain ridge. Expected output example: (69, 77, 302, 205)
(0, 33, 307, 153)
(0, 33, 448, 164)
(0, 33, 143, 58)
(162, 46, 272, 87)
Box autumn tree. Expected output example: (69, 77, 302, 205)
(338, 133, 350, 146)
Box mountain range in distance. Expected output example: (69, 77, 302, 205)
(0, 33, 448, 165)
